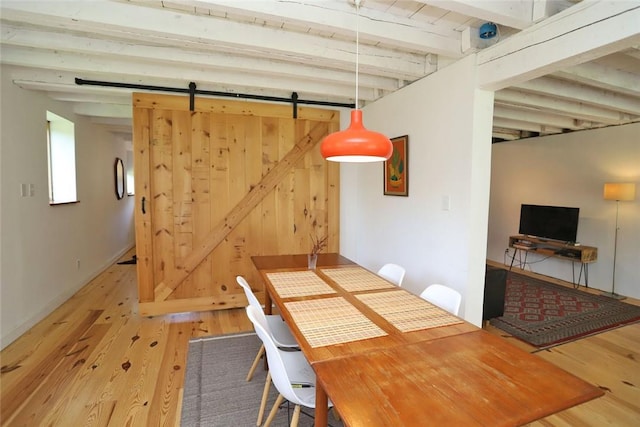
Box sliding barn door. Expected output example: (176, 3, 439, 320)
(132, 93, 340, 316)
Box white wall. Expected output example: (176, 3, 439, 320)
(0, 65, 135, 349)
(340, 55, 495, 326)
(487, 122, 640, 298)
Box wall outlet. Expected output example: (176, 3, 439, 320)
(76, 259, 81, 270)
(504, 248, 510, 255)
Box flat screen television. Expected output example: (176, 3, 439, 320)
(518, 204, 580, 243)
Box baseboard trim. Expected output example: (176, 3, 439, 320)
(0, 244, 135, 350)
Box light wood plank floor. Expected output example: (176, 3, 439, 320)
(1, 251, 638, 426)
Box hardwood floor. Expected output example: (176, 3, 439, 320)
(1, 251, 638, 426)
(485, 260, 640, 427)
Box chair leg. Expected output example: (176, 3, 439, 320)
(257, 371, 271, 426)
(290, 405, 301, 427)
(263, 393, 284, 427)
(246, 344, 265, 382)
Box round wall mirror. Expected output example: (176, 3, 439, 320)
(115, 157, 125, 199)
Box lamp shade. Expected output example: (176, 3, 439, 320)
(603, 182, 636, 201)
(321, 110, 393, 162)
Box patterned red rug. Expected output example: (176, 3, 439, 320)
(490, 271, 640, 348)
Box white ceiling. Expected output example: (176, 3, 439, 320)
(1, 0, 639, 141)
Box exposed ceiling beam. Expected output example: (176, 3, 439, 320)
(13, 72, 142, 96)
(514, 76, 640, 115)
(0, 0, 430, 80)
(493, 104, 592, 130)
(492, 117, 563, 134)
(40, 92, 138, 104)
(623, 46, 640, 61)
(554, 62, 640, 97)
(73, 102, 132, 118)
(1, 47, 371, 102)
(166, 0, 464, 56)
(494, 88, 635, 125)
(0, 24, 401, 94)
(419, 0, 535, 29)
(492, 127, 524, 140)
(9, 70, 352, 109)
(477, 1, 640, 91)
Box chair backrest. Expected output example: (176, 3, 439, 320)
(245, 305, 301, 405)
(377, 263, 406, 286)
(236, 276, 263, 311)
(419, 284, 462, 315)
(237, 276, 273, 328)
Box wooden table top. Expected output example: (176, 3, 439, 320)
(313, 330, 604, 427)
(253, 255, 476, 362)
(251, 254, 603, 427)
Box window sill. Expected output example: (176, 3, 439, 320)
(49, 200, 80, 206)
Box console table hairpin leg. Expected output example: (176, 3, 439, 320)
(509, 247, 590, 288)
(509, 247, 530, 271)
(573, 261, 589, 289)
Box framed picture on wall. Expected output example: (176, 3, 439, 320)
(383, 135, 408, 196)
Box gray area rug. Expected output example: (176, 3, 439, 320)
(181, 333, 343, 427)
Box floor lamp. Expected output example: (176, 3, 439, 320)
(602, 182, 636, 300)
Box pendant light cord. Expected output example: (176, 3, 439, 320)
(355, 0, 360, 109)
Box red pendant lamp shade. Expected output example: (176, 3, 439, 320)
(320, 1, 391, 163)
(321, 110, 393, 162)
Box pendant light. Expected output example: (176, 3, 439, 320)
(320, 0, 393, 162)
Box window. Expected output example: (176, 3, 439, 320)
(46, 111, 78, 204)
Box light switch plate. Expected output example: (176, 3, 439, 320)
(442, 195, 450, 211)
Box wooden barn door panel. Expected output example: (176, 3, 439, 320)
(133, 93, 339, 316)
(132, 107, 153, 302)
(152, 109, 177, 296)
(190, 112, 213, 298)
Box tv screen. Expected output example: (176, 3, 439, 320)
(518, 204, 580, 243)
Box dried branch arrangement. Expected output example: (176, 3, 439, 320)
(310, 234, 329, 255)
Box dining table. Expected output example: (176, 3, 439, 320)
(252, 253, 603, 427)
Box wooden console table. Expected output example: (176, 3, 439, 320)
(508, 235, 597, 286)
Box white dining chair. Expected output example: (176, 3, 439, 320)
(236, 276, 298, 381)
(377, 263, 406, 286)
(246, 305, 334, 427)
(419, 284, 462, 316)
(237, 277, 300, 425)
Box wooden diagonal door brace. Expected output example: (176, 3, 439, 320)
(154, 121, 330, 300)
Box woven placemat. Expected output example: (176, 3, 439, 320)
(265, 270, 337, 298)
(320, 266, 397, 292)
(356, 290, 463, 332)
(285, 297, 387, 348)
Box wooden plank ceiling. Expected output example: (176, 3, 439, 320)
(1, 0, 639, 142)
